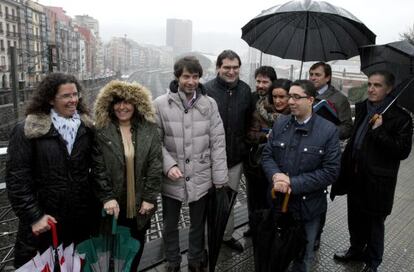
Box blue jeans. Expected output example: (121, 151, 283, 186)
(291, 215, 321, 272)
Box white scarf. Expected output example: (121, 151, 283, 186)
(51, 109, 81, 154)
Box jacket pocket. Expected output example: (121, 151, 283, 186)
(300, 145, 324, 171)
(270, 140, 287, 166)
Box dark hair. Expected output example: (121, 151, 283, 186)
(368, 70, 395, 87)
(108, 95, 139, 122)
(216, 49, 241, 68)
(291, 79, 317, 98)
(255, 66, 277, 82)
(309, 61, 332, 85)
(25, 73, 88, 115)
(268, 78, 292, 105)
(174, 56, 203, 78)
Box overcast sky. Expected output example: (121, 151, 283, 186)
(42, 0, 414, 53)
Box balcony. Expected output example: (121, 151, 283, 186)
(6, 31, 19, 39)
(5, 14, 19, 23)
(0, 65, 7, 72)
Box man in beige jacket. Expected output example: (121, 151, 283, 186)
(154, 56, 228, 272)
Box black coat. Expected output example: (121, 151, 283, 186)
(205, 76, 253, 168)
(6, 113, 100, 267)
(331, 101, 412, 215)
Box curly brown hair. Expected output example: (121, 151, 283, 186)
(25, 73, 89, 115)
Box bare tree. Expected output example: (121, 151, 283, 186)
(401, 23, 414, 44)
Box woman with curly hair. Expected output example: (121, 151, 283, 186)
(92, 80, 162, 271)
(6, 73, 100, 268)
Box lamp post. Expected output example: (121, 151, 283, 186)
(9, 46, 19, 120)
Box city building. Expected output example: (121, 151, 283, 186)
(166, 18, 192, 55)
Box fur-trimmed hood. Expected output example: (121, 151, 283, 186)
(24, 113, 93, 139)
(94, 80, 155, 129)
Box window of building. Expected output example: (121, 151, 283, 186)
(0, 40, 4, 50)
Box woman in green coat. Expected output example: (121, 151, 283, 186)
(92, 80, 162, 271)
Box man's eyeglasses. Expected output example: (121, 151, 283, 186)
(287, 94, 309, 101)
(56, 92, 79, 100)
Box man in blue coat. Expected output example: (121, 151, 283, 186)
(262, 80, 341, 272)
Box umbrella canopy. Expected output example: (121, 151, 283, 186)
(76, 214, 140, 272)
(359, 40, 414, 114)
(241, 0, 376, 74)
(206, 186, 237, 272)
(359, 40, 414, 85)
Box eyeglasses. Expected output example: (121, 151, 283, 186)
(287, 94, 309, 101)
(56, 92, 79, 100)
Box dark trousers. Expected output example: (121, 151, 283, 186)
(244, 161, 270, 229)
(347, 196, 387, 269)
(117, 213, 150, 272)
(162, 195, 207, 266)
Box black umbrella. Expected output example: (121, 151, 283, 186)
(251, 191, 306, 272)
(241, 0, 376, 76)
(206, 186, 237, 272)
(359, 40, 414, 114)
(359, 40, 414, 85)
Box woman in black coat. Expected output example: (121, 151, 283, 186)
(6, 73, 100, 268)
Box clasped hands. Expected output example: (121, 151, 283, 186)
(272, 173, 291, 194)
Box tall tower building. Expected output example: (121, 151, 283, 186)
(166, 18, 192, 55)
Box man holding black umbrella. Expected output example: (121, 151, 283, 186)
(331, 71, 413, 272)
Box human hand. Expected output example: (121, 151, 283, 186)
(31, 214, 57, 236)
(273, 181, 291, 194)
(371, 114, 383, 129)
(273, 173, 290, 185)
(167, 166, 183, 181)
(104, 199, 120, 219)
(138, 201, 155, 215)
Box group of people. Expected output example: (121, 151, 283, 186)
(5, 48, 412, 272)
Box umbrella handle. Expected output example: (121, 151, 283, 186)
(48, 219, 58, 249)
(271, 189, 290, 213)
(101, 208, 118, 234)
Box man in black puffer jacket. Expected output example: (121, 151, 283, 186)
(205, 50, 253, 252)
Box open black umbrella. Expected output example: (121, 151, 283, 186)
(206, 186, 237, 272)
(241, 0, 376, 76)
(359, 40, 414, 114)
(359, 40, 414, 85)
(251, 191, 306, 272)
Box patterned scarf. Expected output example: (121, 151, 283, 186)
(51, 108, 81, 154)
(256, 96, 279, 127)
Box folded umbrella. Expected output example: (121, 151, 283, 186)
(251, 190, 306, 272)
(206, 186, 237, 272)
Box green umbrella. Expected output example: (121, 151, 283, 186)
(76, 211, 140, 272)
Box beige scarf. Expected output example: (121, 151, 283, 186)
(120, 128, 136, 219)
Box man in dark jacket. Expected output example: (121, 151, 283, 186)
(262, 80, 341, 272)
(309, 62, 353, 140)
(205, 50, 253, 252)
(244, 66, 277, 237)
(332, 71, 413, 272)
(309, 61, 353, 250)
